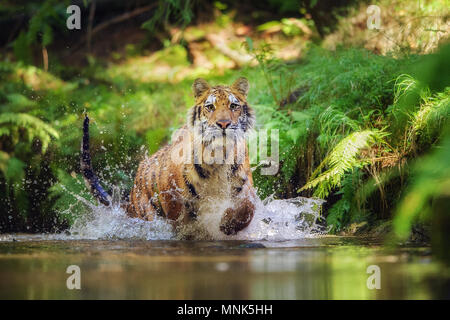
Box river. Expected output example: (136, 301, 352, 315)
(0, 236, 447, 299)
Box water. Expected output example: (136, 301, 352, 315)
(0, 196, 449, 299)
(41, 192, 327, 241)
(0, 237, 448, 299)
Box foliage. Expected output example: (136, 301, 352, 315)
(0, 54, 193, 231)
(0, 0, 448, 239)
(141, 0, 194, 33)
(0, 112, 59, 151)
(326, 168, 366, 232)
(244, 38, 298, 105)
(393, 127, 450, 238)
(390, 44, 450, 239)
(248, 45, 410, 200)
(299, 130, 387, 199)
(248, 41, 449, 235)
(11, 0, 69, 65)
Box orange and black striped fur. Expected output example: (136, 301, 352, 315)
(82, 77, 256, 235)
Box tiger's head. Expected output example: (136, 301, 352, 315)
(188, 78, 255, 147)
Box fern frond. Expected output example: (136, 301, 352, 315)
(0, 113, 59, 152)
(320, 106, 360, 131)
(392, 74, 424, 105)
(318, 106, 360, 146)
(299, 130, 386, 198)
(410, 88, 450, 137)
(394, 128, 450, 238)
(388, 74, 429, 131)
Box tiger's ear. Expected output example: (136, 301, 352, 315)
(231, 77, 249, 98)
(192, 78, 210, 98)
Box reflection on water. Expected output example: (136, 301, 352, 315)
(0, 237, 448, 299)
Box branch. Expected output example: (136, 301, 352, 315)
(90, 3, 157, 38)
(69, 3, 157, 54)
(86, 0, 96, 53)
(205, 33, 255, 67)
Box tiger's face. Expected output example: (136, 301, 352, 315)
(188, 78, 255, 150)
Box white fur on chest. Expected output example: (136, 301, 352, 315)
(194, 165, 232, 200)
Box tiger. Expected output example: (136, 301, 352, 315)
(81, 77, 256, 237)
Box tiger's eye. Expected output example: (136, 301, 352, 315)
(230, 103, 240, 111)
(205, 104, 215, 111)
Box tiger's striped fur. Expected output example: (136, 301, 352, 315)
(82, 77, 256, 236)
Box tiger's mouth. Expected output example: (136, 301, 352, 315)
(202, 125, 245, 147)
(192, 123, 247, 165)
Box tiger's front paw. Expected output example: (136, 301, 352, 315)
(219, 202, 254, 235)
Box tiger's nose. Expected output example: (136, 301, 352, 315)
(216, 120, 231, 129)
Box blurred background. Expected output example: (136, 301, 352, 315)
(0, 0, 448, 253)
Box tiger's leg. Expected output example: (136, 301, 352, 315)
(127, 162, 158, 221)
(220, 183, 255, 235)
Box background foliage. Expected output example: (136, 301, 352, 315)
(0, 0, 448, 243)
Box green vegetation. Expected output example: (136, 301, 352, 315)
(248, 44, 449, 236)
(0, 0, 448, 245)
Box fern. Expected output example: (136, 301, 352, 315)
(394, 127, 450, 238)
(0, 110, 59, 220)
(392, 74, 424, 106)
(318, 106, 360, 147)
(299, 130, 387, 198)
(0, 93, 38, 113)
(12, 0, 64, 64)
(326, 168, 367, 232)
(141, 0, 194, 33)
(387, 74, 428, 133)
(0, 113, 59, 152)
(410, 88, 450, 140)
(48, 170, 95, 226)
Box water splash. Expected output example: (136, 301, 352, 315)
(58, 191, 326, 241)
(63, 186, 175, 240)
(233, 196, 327, 240)
(0, 183, 326, 241)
